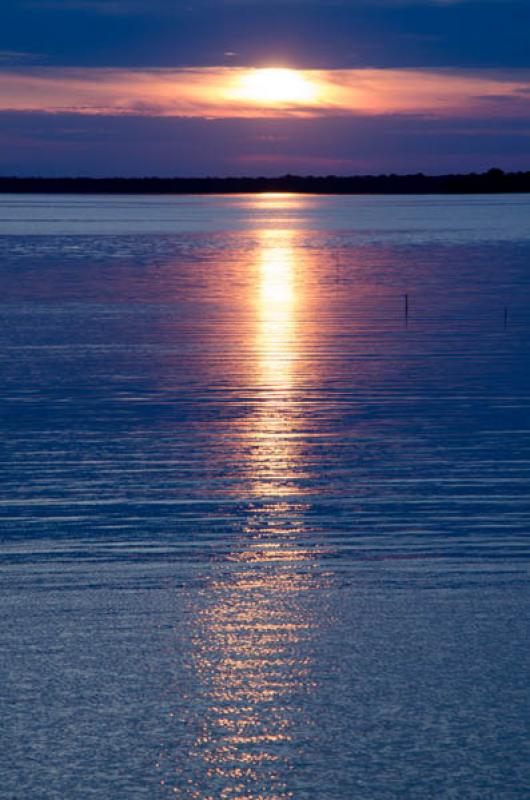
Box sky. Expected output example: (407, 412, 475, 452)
(1, 0, 530, 176)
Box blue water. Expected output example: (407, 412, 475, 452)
(1, 194, 529, 799)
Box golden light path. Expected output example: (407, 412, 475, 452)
(160, 197, 327, 799)
(257, 227, 297, 390)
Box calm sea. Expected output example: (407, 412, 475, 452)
(1, 194, 529, 799)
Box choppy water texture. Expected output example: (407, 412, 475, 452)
(1, 194, 530, 799)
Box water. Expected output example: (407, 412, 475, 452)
(1, 194, 529, 799)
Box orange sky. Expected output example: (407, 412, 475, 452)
(1, 67, 529, 119)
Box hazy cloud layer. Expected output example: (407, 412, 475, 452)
(1, 110, 529, 177)
(1, 67, 529, 119)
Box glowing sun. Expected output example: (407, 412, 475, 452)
(236, 68, 318, 105)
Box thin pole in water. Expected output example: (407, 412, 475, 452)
(404, 293, 409, 327)
(504, 307, 508, 329)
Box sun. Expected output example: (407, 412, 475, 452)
(235, 68, 318, 105)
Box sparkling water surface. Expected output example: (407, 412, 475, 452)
(1, 194, 529, 799)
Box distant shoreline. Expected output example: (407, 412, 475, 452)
(1, 169, 530, 195)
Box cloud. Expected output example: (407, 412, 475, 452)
(4, 0, 530, 71)
(1, 109, 529, 177)
(0, 50, 39, 64)
(0, 67, 529, 120)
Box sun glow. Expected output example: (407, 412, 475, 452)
(236, 68, 319, 105)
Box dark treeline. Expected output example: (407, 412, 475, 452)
(1, 168, 530, 194)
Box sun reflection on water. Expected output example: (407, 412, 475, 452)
(257, 229, 297, 392)
(160, 198, 328, 799)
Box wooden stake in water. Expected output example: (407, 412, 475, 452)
(404, 293, 409, 327)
